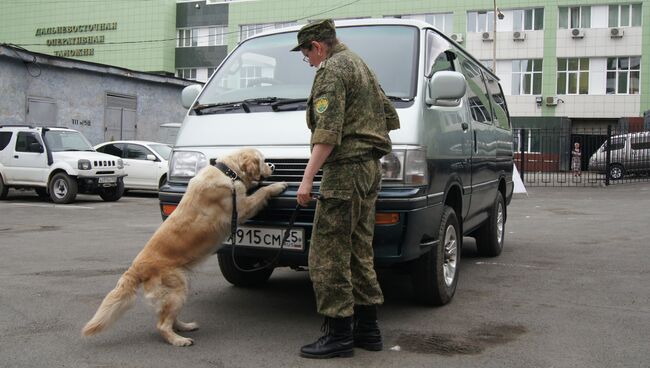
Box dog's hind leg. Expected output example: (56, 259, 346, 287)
(145, 271, 194, 347)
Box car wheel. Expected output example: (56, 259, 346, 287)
(0, 174, 8, 200)
(475, 191, 506, 257)
(217, 253, 274, 288)
(49, 173, 78, 204)
(99, 179, 124, 202)
(608, 164, 624, 180)
(412, 205, 460, 306)
(35, 187, 49, 200)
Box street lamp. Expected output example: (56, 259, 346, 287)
(493, 1, 504, 73)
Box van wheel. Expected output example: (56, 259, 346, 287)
(99, 180, 124, 202)
(217, 253, 274, 287)
(49, 173, 77, 204)
(0, 174, 8, 200)
(412, 205, 460, 306)
(608, 164, 624, 180)
(475, 191, 505, 257)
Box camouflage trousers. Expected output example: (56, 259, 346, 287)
(308, 159, 384, 318)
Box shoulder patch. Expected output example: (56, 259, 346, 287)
(314, 97, 329, 114)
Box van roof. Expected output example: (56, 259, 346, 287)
(247, 18, 499, 81)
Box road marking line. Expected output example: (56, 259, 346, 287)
(10, 203, 95, 210)
(475, 261, 544, 269)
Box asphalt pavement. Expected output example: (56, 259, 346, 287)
(0, 185, 648, 368)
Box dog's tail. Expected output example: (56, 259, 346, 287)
(82, 267, 141, 337)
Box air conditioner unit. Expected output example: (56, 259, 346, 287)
(545, 96, 558, 106)
(610, 27, 624, 38)
(482, 32, 494, 42)
(513, 31, 527, 41)
(450, 33, 464, 43)
(571, 28, 585, 39)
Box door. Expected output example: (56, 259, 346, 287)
(26, 97, 57, 127)
(104, 94, 137, 141)
(6, 131, 48, 184)
(124, 144, 159, 189)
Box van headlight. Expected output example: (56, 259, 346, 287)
(380, 146, 428, 185)
(169, 151, 208, 181)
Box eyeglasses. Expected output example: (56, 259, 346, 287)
(302, 55, 309, 63)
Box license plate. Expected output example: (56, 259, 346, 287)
(227, 226, 304, 251)
(98, 176, 116, 184)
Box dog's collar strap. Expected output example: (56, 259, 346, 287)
(214, 162, 240, 181)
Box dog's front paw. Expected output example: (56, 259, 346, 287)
(170, 336, 194, 347)
(267, 182, 288, 196)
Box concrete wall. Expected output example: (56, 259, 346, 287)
(0, 55, 188, 145)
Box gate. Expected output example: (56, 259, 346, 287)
(104, 93, 137, 141)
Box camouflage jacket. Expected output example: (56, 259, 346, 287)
(307, 43, 400, 164)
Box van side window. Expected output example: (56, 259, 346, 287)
(0, 132, 12, 151)
(425, 30, 454, 77)
(15, 132, 41, 153)
(606, 138, 626, 151)
(484, 73, 510, 130)
(631, 136, 650, 150)
(458, 58, 493, 124)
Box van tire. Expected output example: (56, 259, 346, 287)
(0, 174, 8, 199)
(217, 253, 274, 287)
(49, 173, 77, 204)
(99, 180, 124, 202)
(412, 205, 460, 306)
(475, 191, 505, 257)
(608, 164, 624, 180)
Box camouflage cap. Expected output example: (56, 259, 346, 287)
(290, 19, 336, 51)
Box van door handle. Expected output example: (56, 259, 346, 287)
(462, 122, 469, 131)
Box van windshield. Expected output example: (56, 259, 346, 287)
(197, 25, 418, 108)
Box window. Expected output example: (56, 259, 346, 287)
(15, 132, 41, 153)
(0, 132, 12, 151)
(559, 6, 591, 29)
(467, 11, 494, 33)
(208, 26, 227, 46)
(458, 56, 492, 123)
(97, 143, 125, 158)
(207, 67, 216, 79)
(557, 58, 589, 95)
(607, 57, 641, 95)
(513, 8, 544, 31)
(239, 22, 297, 41)
(394, 13, 454, 33)
(605, 138, 626, 151)
(485, 74, 510, 129)
(177, 28, 197, 47)
(125, 144, 151, 160)
(176, 68, 197, 80)
(514, 129, 541, 153)
(240, 66, 262, 88)
(609, 4, 642, 27)
(512, 59, 543, 95)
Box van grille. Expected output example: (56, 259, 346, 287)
(264, 159, 322, 184)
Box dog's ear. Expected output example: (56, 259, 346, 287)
(241, 150, 261, 180)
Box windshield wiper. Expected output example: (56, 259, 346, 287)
(385, 95, 414, 102)
(271, 98, 308, 112)
(192, 101, 251, 115)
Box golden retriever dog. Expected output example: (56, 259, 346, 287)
(82, 148, 287, 346)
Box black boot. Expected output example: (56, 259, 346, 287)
(300, 316, 354, 359)
(353, 305, 383, 351)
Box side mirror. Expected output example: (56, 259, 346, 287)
(181, 84, 203, 109)
(29, 142, 44, 153)
(426, 71, 467, 106)
(146, 154, 157, 161)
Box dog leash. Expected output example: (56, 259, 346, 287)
(229, 183, 312, 273)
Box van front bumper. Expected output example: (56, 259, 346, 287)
(158, 184, 441, 268)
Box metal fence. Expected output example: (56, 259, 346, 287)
(514, 127, 650, 187)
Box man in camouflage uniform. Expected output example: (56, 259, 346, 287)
(291, 19, 400, 359)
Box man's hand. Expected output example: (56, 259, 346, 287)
(297, 143, 334, 207)
(297, 179, 314, 207)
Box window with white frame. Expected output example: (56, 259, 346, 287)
(558, 6, 591, 29)
(467, 11, 494, 33)
(207, 67, 216, 79)
(392, 13, 454, 33)
(176, 68, 197, 80)
(513, 8, 544, 31)
(208, 26, 227, 46)
(607, 57, 641, 95)
(239, 22, 297, 41)
(240, 66, 262, 88)
(512, 59, 543, 95)
(177, 28, 198, 47)
(514, 129, 541, 153)
(557, 58, 589, 95)
(608, 4, 642, 28)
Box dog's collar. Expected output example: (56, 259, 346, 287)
(213, 161, 240, 181)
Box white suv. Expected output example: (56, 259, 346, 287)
(0, 125, 127, 204)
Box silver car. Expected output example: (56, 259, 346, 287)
(589, 131, 650, 180)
